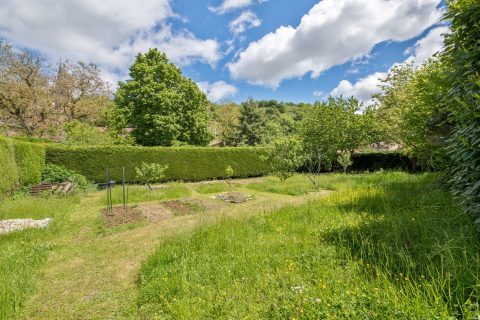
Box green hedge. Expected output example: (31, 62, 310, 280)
(0, 138, 19, 196)
(13, 140, 46, 186)
(350, 152, 414, 172)
(45, 145, 271, 183)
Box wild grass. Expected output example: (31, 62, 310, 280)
(246, 174, 344, 195)
(195, 182, 237, 194)
(100, 183, 192, 206)
(136, 172, 480, 318)
(0, 194, 80, 320)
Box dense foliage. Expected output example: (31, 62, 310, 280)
(113, 49, 212, 147)
(0, 137, 46, 196)
(45, 144, 271, 183)
(299, 97, 377, 171)
(0, 138, 18, 196)
(42, 164, 90, 190)
(13, 140, 46, 186)
(443, 0, 480, 221)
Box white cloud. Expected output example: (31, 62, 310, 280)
(209, 0, 253, 14)
(229, 0, 442, 88)
(0, 0, 221, 86)
(330, 72, 387, 105)
(313, 91, 323, 97)
(329, 26, 449, 105)
(405, 26, 449, 66)
(197, 81, 238, 102)
(209, 0, 265, 14)
(229, 11, 261, 35)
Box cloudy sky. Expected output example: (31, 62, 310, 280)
(0, 0, 447, 103)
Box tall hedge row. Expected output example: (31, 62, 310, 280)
(0, 137, 46, 196)
(13, 141, 46, 186)
(350, 152, 414, 172)
(45, 145, 271, 183)
(0, 138, 19, 195)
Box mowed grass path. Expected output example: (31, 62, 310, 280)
(3, 177, 322, 319)
(2, 173, 479, 319)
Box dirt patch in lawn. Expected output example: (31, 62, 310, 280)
(215, 192, 253, 203)
(101, 207, 145, 227)
(162, 198, 204, 216)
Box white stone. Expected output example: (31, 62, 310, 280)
(0, 218, 53, 235)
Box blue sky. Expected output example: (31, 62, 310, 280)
(0, 0, 447, 104)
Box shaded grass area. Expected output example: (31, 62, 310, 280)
(99, 183, 192, 206)
(137, 173, 480, 318)
(0, 195, 80, 319)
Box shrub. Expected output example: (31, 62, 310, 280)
(12, 140, 46, 185)
(42, 164, 90, 191)
(45, 145, 271, 183)
(0, 137, 19, 196)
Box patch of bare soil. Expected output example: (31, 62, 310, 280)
(215, 192, 253, 203)
(163, 198, 204, 216)
(101, 207, 145, 227)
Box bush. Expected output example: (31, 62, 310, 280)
(0, 137, 19, 196)
(42, 164, 90, 191)
(45, 145, 271, 183)
(13, 140, 46, 186)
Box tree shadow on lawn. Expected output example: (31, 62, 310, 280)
(323, 174, 480, 314)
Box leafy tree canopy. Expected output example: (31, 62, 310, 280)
(113, 49, 212, 146)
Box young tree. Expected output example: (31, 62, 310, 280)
(263, 136, 304, 181)
(135, 162, 169, 192)
(237, 98, 267, 146)
(113, 49, 212, 146)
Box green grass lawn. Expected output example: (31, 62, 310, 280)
(137, 173, 480, 318)
(1, 173, 479, 319)
(0, 195, 81, 320)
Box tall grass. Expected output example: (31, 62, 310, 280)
(0, 195, 80, 319)
(136, 173, 480, 318)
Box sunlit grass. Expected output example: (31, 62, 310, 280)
(0, 194, 80, 320)
(136, 172, 480, 318)
(195, 182, 238, 194)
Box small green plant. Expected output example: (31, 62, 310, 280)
(42, 164, 90, 191)
(224, 165, 234, 189)
(135, 162, 169, 191)
(337, 152, 353, 173)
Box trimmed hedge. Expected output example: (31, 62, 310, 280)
(13, 140, 46, 186)
(45, 145, 271, 183)
(350, 152, 414, 172)
(0, 138, 19, 196)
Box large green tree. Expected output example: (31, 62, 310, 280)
(375, 60, 451, 170)
(236, 98, 267, 146)
(113, 49, 212, 146)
